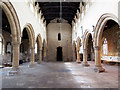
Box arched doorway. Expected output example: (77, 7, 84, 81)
(0, 1, 21, 74)
(93, 13, 120, 72)
(57, 46, 63, 61)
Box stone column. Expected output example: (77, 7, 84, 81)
(76, 50, 81, 63)
(94, 46, 105, 72)
(9, 42, 20, 75)
(38, 49, 42, 64)
(29, 47, 35, 67)
(82, 49, 89, 66)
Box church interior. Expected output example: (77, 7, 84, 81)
(0, 0, 120, 89)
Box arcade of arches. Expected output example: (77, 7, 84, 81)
(0, 0, 120, 88)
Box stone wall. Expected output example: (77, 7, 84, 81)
(102, 25, 119, 56)
(47, 22, 72, 62)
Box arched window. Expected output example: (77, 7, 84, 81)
(58, 33, 61, 41)
(103, 38, 108, 55)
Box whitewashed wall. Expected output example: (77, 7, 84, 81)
(72, 0, 119, 53)
(10, 0, 47, 43)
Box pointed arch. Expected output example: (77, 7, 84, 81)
(0, 1, 21, 72)
(83, 30, 92, 50)
(93, 13, 119, 72)
(23, 23, 35, 48)
(93, 13, 120, 47)
(82, 29, 93, 66)
(0, 0, 21, 43)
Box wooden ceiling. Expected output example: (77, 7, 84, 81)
(38, 2, 80, 26)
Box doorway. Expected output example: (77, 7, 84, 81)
(57, 47, 62, 61)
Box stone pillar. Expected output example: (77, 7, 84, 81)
(9, 42, 20, 75)
(38, 49, 42, 64)
(94, 46, 105, 72)
(76, 50, 81, 63)
(29, 47, 35, 67)
(82, 49, 89, 66)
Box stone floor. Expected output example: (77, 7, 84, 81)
(1, 61, 120, 88)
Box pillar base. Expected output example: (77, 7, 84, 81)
(76, 60, 81, 63)
(94, 66, 105, 73)
(9, 67, 22, 75)
(82, 62, 90, 66)
(29, 63, 36, 68)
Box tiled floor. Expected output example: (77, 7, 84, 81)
(1, 61, 119, 88)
